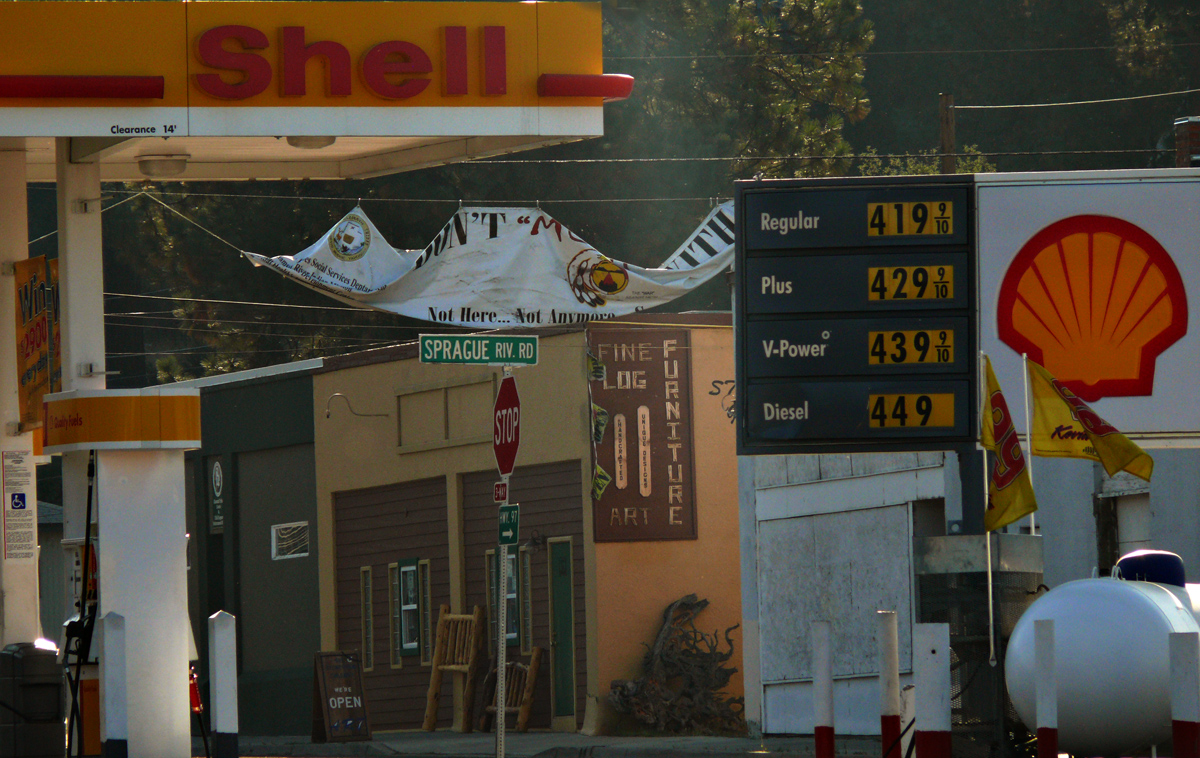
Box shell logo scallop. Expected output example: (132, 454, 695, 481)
(998, 215, 1188, 402)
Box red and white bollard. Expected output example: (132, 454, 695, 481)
(877, 611, 901, 758)
(913, 623, 951, 758)
(1034, 619, 1058, 758)
(1171, 631, 1200, 758)
(813, 621, 835, 758)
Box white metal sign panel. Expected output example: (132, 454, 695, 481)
(0, 451, 37, 562)
(978, 170, 1200, 438)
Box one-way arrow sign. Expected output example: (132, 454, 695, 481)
(498, 504, 519, 546)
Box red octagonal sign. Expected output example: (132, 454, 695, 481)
(493, 376, 520, 477)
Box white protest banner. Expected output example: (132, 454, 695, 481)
(244, 203, 735, 328)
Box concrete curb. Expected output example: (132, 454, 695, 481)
(193, 734, 883, 758)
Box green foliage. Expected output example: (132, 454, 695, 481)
(101, 0, 880, 382)
(602, 0, 874, 180)
(856, 145, 997, 175)
(850, 0, 1200, 172)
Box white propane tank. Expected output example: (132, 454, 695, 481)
(1006, 577, 1200, 756)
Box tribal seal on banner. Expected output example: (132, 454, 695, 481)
(244, 204, 735, 328)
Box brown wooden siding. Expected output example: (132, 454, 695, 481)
(463, 460, 586, 729)
(334, 477, 450, 731)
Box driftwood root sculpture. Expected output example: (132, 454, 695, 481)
(608, 594, 745, 734)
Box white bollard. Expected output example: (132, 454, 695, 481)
(1034, 619, 1058, 758)
(913, 623, 950, 758)
(878, 611, 901, 758)
(812, 621, 834, 758)
(98, 612, 127, 758)
(1171, 632, 1200, 758)
(899, 685, 915, 758)
(208, 611, 239, 758)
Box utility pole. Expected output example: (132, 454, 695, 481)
(939, 93, 956, 175)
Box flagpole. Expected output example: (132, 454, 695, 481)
(1022, 353, 1036, 534)
(980, 352, 997, 667)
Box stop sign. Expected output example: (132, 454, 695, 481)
(493, 376, 520, 476)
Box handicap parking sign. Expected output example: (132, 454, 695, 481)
(10, 494, 25, 510)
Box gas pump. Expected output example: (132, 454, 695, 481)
(60, 451, 99, 757)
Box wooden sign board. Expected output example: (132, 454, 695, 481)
(312, 652, 371, 743)
(589, 327, 697, 541)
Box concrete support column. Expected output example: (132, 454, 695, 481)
(0, 138, 41, 646)
(208, 611, 239, 758)
(1171, 632, 1200, 758)
(97, 450, 190, 757)
(877, 611, 901, 758)
(56, 137, 106, 642)
(812, 621, 834, 758)
(55, 137, 106, 391)
(913, 623, 951, 758)
(99, 611, 128, 758)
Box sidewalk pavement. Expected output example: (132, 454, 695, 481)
(200, 731, 882, 758)
(199, 729, 883, 758)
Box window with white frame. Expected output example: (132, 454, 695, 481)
(418, 559, 433, 665)
(486, 549, 525, 648)
(389, 559, 429, 666)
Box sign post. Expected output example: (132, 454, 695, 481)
(492, 371, 521, 758)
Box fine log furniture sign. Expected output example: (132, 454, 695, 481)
(589, 327, 697, 541)
(735, 176, 978, 455)
(312, 652, 371, 743)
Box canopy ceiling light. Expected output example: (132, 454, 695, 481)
(286, 136, 336, 149)
(137, 154, 189, 178)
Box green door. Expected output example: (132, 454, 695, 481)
(549, 539, 575, 718)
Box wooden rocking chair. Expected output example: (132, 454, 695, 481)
(478, 647, 542, 733)
(422, 605, 486, 732)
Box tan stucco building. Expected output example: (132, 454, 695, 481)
(312, 314, 742, 734)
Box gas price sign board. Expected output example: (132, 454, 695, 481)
(735, 177, 977, 454)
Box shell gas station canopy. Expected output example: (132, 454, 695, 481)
(1, 1, 632, 180)
(0, 3, 630, 755)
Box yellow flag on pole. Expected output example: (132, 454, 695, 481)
(981, 356, 1038, 531)
(1027, 359, 1153, 481)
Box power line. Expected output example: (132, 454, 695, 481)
(108, 313, 422, 330)
(604, 42, 1200, 60)
(106, 319, 405, 342)
(957, 86, 1200, 110)
(106, 292, 368, 312)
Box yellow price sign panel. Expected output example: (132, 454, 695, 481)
(868, 265, 953, 301)
(868, 393, 955, 428)
(868, 329, 954, 365)
(868, 201, 953, 236)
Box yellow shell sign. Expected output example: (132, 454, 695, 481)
(997, 215, 1189, 402)
(43, 389, 201, 453)
(0, 2, 631, 138)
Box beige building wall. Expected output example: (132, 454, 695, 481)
(312, 331, 596, 728)
(591, 322, 743, 732)
(312, 320, 741, 734)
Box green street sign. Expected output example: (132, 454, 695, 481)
(419, 334, 538, 366)
(498, 504, 519, 546)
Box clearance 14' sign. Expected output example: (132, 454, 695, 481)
(735, 176, 977, 455)
(0, 2, 622, 137)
